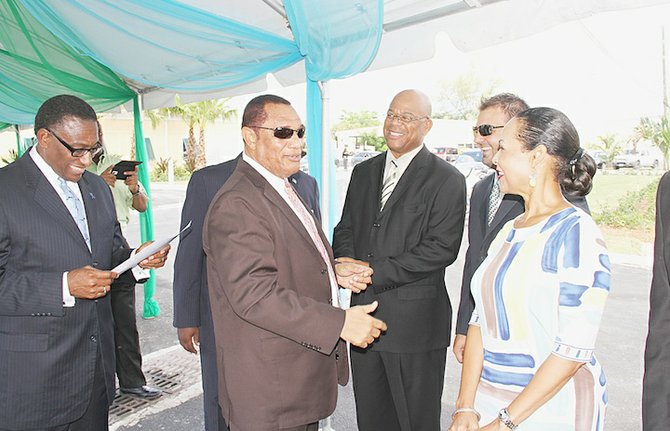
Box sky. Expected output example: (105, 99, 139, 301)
(226, 2, 670, 147)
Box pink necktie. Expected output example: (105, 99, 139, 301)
(284, 179, 339, 306)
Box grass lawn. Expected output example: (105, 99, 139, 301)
(589, 170, 661, 255)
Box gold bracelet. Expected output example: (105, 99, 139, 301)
(451, 407, 481, 421)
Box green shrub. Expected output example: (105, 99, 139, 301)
(593, 178, 659, 230)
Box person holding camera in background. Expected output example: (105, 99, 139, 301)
(88, 122, 161, 399)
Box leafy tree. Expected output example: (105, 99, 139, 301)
(332, 111, 380, 132)
(637, 116, 670, 169)
(594, 133, 622, 168)
(436, 73, 500, 120)
(357, 131, 387, 152)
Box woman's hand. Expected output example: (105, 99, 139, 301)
(479, 418, 506, 430)
(447, 411, 479, 431)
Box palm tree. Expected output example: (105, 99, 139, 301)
(594, 133, 622, 168)
(637, 116, 670, 170)
(194, 98, 237, 170)
(169, 95, 199, 173)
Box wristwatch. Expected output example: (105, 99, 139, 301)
(498, 407, 518, 430)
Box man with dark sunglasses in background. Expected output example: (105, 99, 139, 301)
(453, 93, 590, 363)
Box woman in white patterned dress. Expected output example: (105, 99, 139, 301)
(449, 107, 609, 431)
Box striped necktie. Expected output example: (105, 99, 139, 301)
(487, 178, 502, 226)
(380, 160, 398, 210)
(57, 177, 91, 250)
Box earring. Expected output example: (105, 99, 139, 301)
(529, 173, 537, 188)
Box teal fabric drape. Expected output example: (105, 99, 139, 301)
(284, 0, 383, 233)
(0, 0, 135, 124)
(133, 96, 160, 318)
(19, 0, 302, 91)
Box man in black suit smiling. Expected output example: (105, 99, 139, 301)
(333, 89, 467, 431)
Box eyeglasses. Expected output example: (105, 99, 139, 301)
(46, 128, 103, 158)
(249, 125, 306, 139)
(385, 112, 429, 123)
(472, 124, 504, 137)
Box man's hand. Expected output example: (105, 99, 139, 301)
(453, 334, 466, 363)
(336, 256, 370, 267)
(178, 327, 200, 354)
(340, 301, 387, 348)
(335, 261, 373, 293)
(136, 242, 171, 269)
(100, 165, 116, 187)
(124, 166, 140, 195)
(67, 265, 118, 299)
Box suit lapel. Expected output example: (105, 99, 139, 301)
(380, 147, 430, 213)
(23, 155, 91, 253)
(78, 174, 98, 255)
(240, 162, 325, 259)
(484, 195, 524, 243)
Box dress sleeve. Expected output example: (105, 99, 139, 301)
(552, 215, 610, 362)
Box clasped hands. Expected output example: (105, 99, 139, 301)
(67, 241, 170, 300)
(335, 257, 387, 348)
(334, 257, 372, 293)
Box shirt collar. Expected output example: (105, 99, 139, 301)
(242, 151, 287, 193)
(385, 144, 424, 174)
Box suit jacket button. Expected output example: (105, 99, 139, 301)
(92, 261, 99, 267)
(367, 253, 374, 258)
(90, 335, 97, 342)
(373, 223, 380, 228)
(336, 352, 340, 360)
(321, 268, 327, 275)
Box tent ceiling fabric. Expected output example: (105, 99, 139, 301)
(6, 0, 670, 114)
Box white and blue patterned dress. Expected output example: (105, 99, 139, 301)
(470, 206, 609, 430)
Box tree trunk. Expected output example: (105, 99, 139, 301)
(195, 126, 207, 170)
(185, 124, 197, 173)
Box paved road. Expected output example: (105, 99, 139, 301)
(118, 167, 652, 430)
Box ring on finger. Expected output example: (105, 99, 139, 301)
(102, 286, 107, 295)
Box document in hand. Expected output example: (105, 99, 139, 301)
(112, 220, 192, 274)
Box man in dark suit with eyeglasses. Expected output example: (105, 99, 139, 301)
(0, 94, 169, 431)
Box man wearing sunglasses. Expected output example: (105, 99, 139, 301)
(453, 93, 590, 364)
(173, 95, 323, 431)
(0, 95, 170, 430)
(202, 94, 386, 431)
(333, 89, 467, 431)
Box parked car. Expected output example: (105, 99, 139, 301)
(460, 149, 483, 163)
(431, 146, 459, 162)
(589, 150, 606, 169)
(453, 154, 490, 181)
(613, 149, 659, 169)
(351, 150, 381, 166)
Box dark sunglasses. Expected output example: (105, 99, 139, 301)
(472, 124, 504, 137)
(249, 125, 306, 139)
(46, 128, 103, 158)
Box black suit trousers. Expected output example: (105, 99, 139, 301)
(351, 347, 447, 431)
(0, 350, 109, 431)
(111, 276, 145, 389)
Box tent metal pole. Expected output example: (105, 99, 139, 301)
(318, 80, 330, 232)
(14, 125, 22, 156)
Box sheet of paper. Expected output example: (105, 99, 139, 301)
(112, 220, 191, 274)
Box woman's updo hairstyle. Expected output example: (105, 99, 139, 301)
(514, 107, 596, 197)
